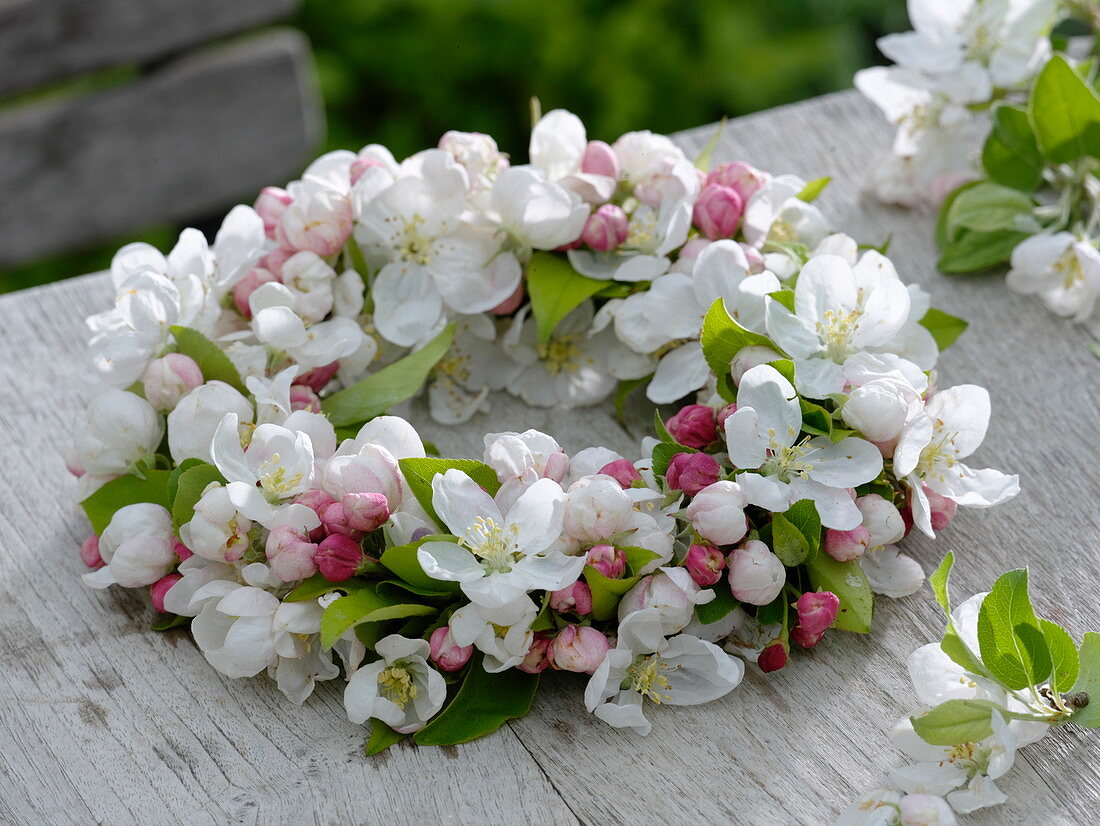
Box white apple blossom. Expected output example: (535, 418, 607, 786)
(72, 389, 163, 478)
(344, 635, 446, 733)
(724, 364, 883, 529)
(684, 481, 750, 546)
(426, 314, 515, 425)
(167, 381, 254, 464)
(179, 483, 253, 563)
(559, 475, 674, 567)
(617, 567, 716, 635)
(417, 469, 582, 608)
(894, 385, 1019, 536)
(856, 494, 924, 598)
(491, 165, 589, 250)
(449, 596, 539, 672)
(248, 281, 366, 370)
(741, 175, 828, 250)
(83, 503, 175, 589)
(483, 428, 569, 510)
(584, 608, 744, 735)
(1006, 232, 1100, 322)
(529, 109, 616, 204)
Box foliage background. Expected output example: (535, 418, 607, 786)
(0, 0, 906, 292)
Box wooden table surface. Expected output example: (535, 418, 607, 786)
(1, 90, 1097, 825)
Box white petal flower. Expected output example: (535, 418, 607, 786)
(492, 166, 589, 250)
(83, 503, 175, 589)
(449, 596, 539, 672)
(1007, 233, 1100, 322)
(72, 389, 163, 477)
(167, 381, 254, 464)
(344, 635, 446, 733)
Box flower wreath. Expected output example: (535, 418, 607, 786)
(71, 107, 1024, 756)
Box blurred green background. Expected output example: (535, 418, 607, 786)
(0, 0, 906, 293)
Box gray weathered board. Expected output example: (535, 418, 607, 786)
(1, 90, 1097, 825)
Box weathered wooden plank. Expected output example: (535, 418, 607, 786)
(0, 275, 580, 826)
(0, 29, 322, 268)
(0, 0, 299, 97)
(0, 91, 1097, 824)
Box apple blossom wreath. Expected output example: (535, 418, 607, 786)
(71, 107, 1026, 756)
(857, 0, 1100, 324)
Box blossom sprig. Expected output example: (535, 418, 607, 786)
(839, 552, 1099, 824)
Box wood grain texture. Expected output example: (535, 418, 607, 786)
(0, 29, 322, 268)
(0, 0, 299, 97)
(0, 90, 1097, 825)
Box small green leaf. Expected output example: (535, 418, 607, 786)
(797, 176, 831, 202)
(1071, 632, 1100, 727)
(584, 566, 642, 621)
(982, 104, 1044, 191)
(805, 553, 873, 633)
(81, 470, 173, 534)
(169, 326, 247, 394)
(798, 399, 832, 437)
(651, 442, 697, 477)
(614, 375, 651, 423)
(694, 117, 727, 171)
(699, 298, 775, 376)
(320, 588, 435, 649)
(321, 325, 455, 426)
(622, 545, 661, 576)
(940, 626, 990, 679)
(938, 228, 1029, 274)
(936, 181, 978, 249)
(398, 457, 501, 527)
(284, 574, 369, 603)
(170, 462, 226, 529)
(414, 656, 539, 745)
(912, 699, 1000, 746)
(379, 535, 463, 595)
(526, 252, 606, 343)
(768, 500, 820, 566)
(1029, 54, 1100, 163)
(977, 569, 1052, 690)
(768, 289, 796, 313)
(929, 552, 954, 618)
(755, 593, 787, 626)
(919, 308, 968, 352)
(945, 182, 1034, 235)
(1040, 619, 1079, 695)
(695, 575, 739, 624)
(366, 721, 407, 755)
(374, 579, 455, 604)
(151, 613, 190, 631)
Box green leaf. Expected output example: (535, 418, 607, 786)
(911, 699, 1000, 746)
(167, 458, 204, 507)
(936, 181, 978, 249)
(695, 575, 739, 624)
(797, 176, 831, 202)
(526, 252, 606, 343)
(945, 182, 1034, 235)
(798, 399, 833, 437)
(929, 552, 954, 618)
(284, 574, 369, 603)
(614, 375, 651, 423)
(1071, 632, 1100, 727)
(694, 117, 727, 171)
(622, 545, 661, 576)
(941, 626, 991, 678)
(938, 228, 1029, 274)
(768, 500, 820, 566)
(169, 326, 247, 394)
(414, 656, 539, 745)
(321, 325, 455, 426)
(1040, 619, 1079, 695)
(320, 587, 436, 649)
(151, 613, 190, 631)
(651, 442, 696, 477)
(977, 569, 1052, 690)
(755, 593, 787, 626)
(375, 579, 455, 604)
(379, 535, 463, 595)
(584, 565, 642, 621)
(366, 721, 407, 755)
(805, 553, 873, 633)
(653, 409, 677, 444)
(768, 289, 796, 313)
(982, 105, 1044, 191)
(699, 298, 775, 376)
(170, 462, 226, 529)
(919, 308, 968, 351)
(1029, 54, 1100, 163)
(398, 457, 501, 527)
(80, 470, 173, 534)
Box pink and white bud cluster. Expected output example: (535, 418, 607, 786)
(665, 452, 720, 496)
(664, 404, 718, 448)
(790, 591, 840, 649)
(547, 625, 610, 674)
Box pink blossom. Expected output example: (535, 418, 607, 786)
(665, 452, 720, 496)
(923, 485, 958, 532)
(517, 632, 552, 674)
(289, 385, 322, 413)
(707, 162, 769, 204)
(758, 641, 788, 673)
(173, 540, 193, 562)
(547, 625, 610, 674)
(149, 574, 183, 613)
(684, 542, 725, 587)
(586, 544, 627, 579)
(429, 626, 474, 671)
(665, 404, 718, 448)
(599, 459, 641, 489)
(491, 283, 525, 315)
(315, 534, 363, 583)
(581, 140, 619, 178)
(265, 525, 319, 582)
(693, 183, 743, 240)
(581, 204, 629, 251)
(254, 186, 293, 239)
(824, 525, 871, 562)
(341, 492, 390, 533)
(792, 591, 839, 648)
(294, 361, 340, 392)
(549, 581, 593, 616)
(81, 535, 104, 569)
(233, 267, 278, 318)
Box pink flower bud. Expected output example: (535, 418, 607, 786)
(266, 526, 319, 582)
(547, 625, 610, 675)
(259, 247, 294, 279)
(173, 540, 193, 562)
(728, 539, 785, 605)
(581, 204, 629, 251)
(665, 404, 718, 448)
(543, 451, 570, 483)
(758, 641, 788, 673)
(824, 525, 871, 562)
(81, 535, 104, 569)
(320, 502, 363, 541)
(254, 186, 293, 238)
(599, 459, 641, 489)
(684, 542, 725, 587)
(64, 447, 85, 478)
(549, 581, 593, 616)
(297, 489, 337, 519)
(315, 534, 363, 583)
(142, 353, 203, 412)
(491, 283, 525, 315)
(923, 486, 958, 532)
(517, 632, 552, 674)
(149, 573, 182, 613)
(795, 591, 839, 639)
(289, 385, 322, 413)
(586, 544, 627, 579)
(692, 183, 743, 240)
(665, 452, 720, 497)
(350, 157, 385, 184)
(294, 360, 341, 392)
(707, 162, 769, 204)
(429, 626, 474, 672)
(716, 403, 738, 430)
(233, 267, 278, 318)
(581, 140, 619, 178)
(341, 492, 390, 533)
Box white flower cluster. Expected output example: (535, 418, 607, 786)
(856, 0, 1058, 209)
